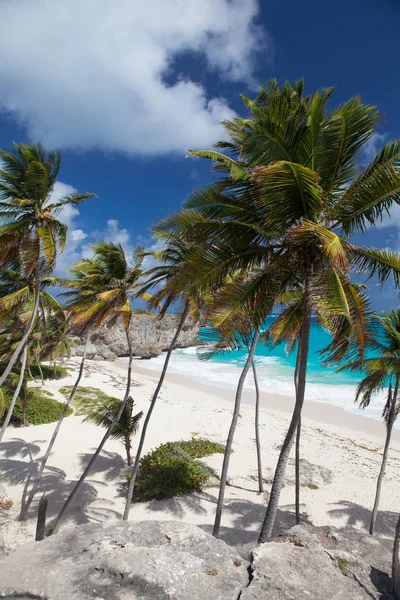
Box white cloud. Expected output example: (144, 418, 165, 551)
(0, 0, 268, 155)
(362, 132, 386, 163)
(374, 204, 400, 230)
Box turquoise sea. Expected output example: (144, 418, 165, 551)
(135, 318, 389, 425)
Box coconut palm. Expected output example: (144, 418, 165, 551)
(40, 315, 75, 376)
(155, 80, 400, 540)
(0, 262, 64, 443)
(266, 282, 372, 524)
(340, 309, 400, 535)
(50, 242, 149, 532)
(85, 396, 143, 465)
(122, 237, 204, 520)
(196, 270, 278, 536)
(251, 357, 263, 494)
(0, 143, 94, 386)
(0, 346, 28, 438)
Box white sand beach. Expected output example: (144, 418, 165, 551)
(1, 356, 400, 551)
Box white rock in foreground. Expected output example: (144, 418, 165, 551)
(0, 521, 248, 600)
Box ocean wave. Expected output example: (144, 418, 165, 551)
(132, 346, 391, 427)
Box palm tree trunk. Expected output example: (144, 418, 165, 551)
(258, 285, 312, 543)
(212, 326, 260, 538)
(28, 365, 37, 382)
(0, 269, 40, 388)
(22, 398, 29, 427)
(51, 326, 134, 534)
(18, 337, 91, 521)
(295, 417, 301, 524)
(125, 436, 133, 466)
(369, 379, 398, 535)
(123, 301, 190, 520)
(0, 345, 28, 443)
(392, 513, 400, 598)
(294, 349, 301, 525)
(35, 352, 44, 386)
(251, 358, 263, 493)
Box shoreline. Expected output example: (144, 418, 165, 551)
(2, 356, 400, 552)
(125, 359, 399, 443)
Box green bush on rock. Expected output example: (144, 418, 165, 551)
(131, 438, 225, 502)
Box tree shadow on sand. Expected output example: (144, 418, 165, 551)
(328, 500, 398, 538)
(0, 439, 126, 529)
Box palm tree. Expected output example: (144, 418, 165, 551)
(0, 261, 65, 443)
(0, 142, 94, 386)
(0, 346, 28, 438)
(40, 314, 75, 376)
(341, 309, 400, 535)
(18, 335, 91, 520)
(251, 357, 263, 494)
(155, 80, 400, 541)
(122, 237, 203, 520)
(85, 396, 143, 465)
(196, 270, 278, 537)
(51, 242, 149, 533)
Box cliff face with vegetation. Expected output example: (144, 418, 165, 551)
(72, 314, 199, 360)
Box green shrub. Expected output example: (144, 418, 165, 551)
(1, 390, 72, 426)
(130, 438, 224, 503)
(59, 386, 118, 416)
(30, 364, 70, 380)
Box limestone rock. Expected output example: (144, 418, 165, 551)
(93, 342, 118, 361)
(72, 342, 97, 359)
(0, 521, 248, 600)
(242, 524, 378, 600)
(72, 314, 199, 360)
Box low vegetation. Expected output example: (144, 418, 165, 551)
(29, 364, 70, 381)
(2, 389, 72, 426)
(130, 438, 224, 502)
(59, 386, 118, 416)
(335, 557, 355, 575)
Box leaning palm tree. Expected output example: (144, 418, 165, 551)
(156, 80, 400, 540)
(197, 270, 279, 536)
(341, 309, 400, 535)
(267, 282, 372, 524)
(0, 261, 65, 443)
(123, 237, 204, 520)
(85, 396, 143, 465)
(0, 143, 94, 386)
(50, 242, 149, 532)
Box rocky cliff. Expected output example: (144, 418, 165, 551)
(0, 521, 394, 599)
(72, 314, 199, 360)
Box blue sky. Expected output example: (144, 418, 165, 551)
(0, 0, 398, 309)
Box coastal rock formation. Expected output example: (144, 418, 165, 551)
(0, 521, 393, 599)
(242, 524, 387, 599)
(0, 521, 248, 600)
(72, 314, 199, 360)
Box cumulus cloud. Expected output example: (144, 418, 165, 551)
(0, 0, 268, 155)
(54, 196, 151, 275)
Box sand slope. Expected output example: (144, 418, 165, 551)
(1, 357, 399, 550)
